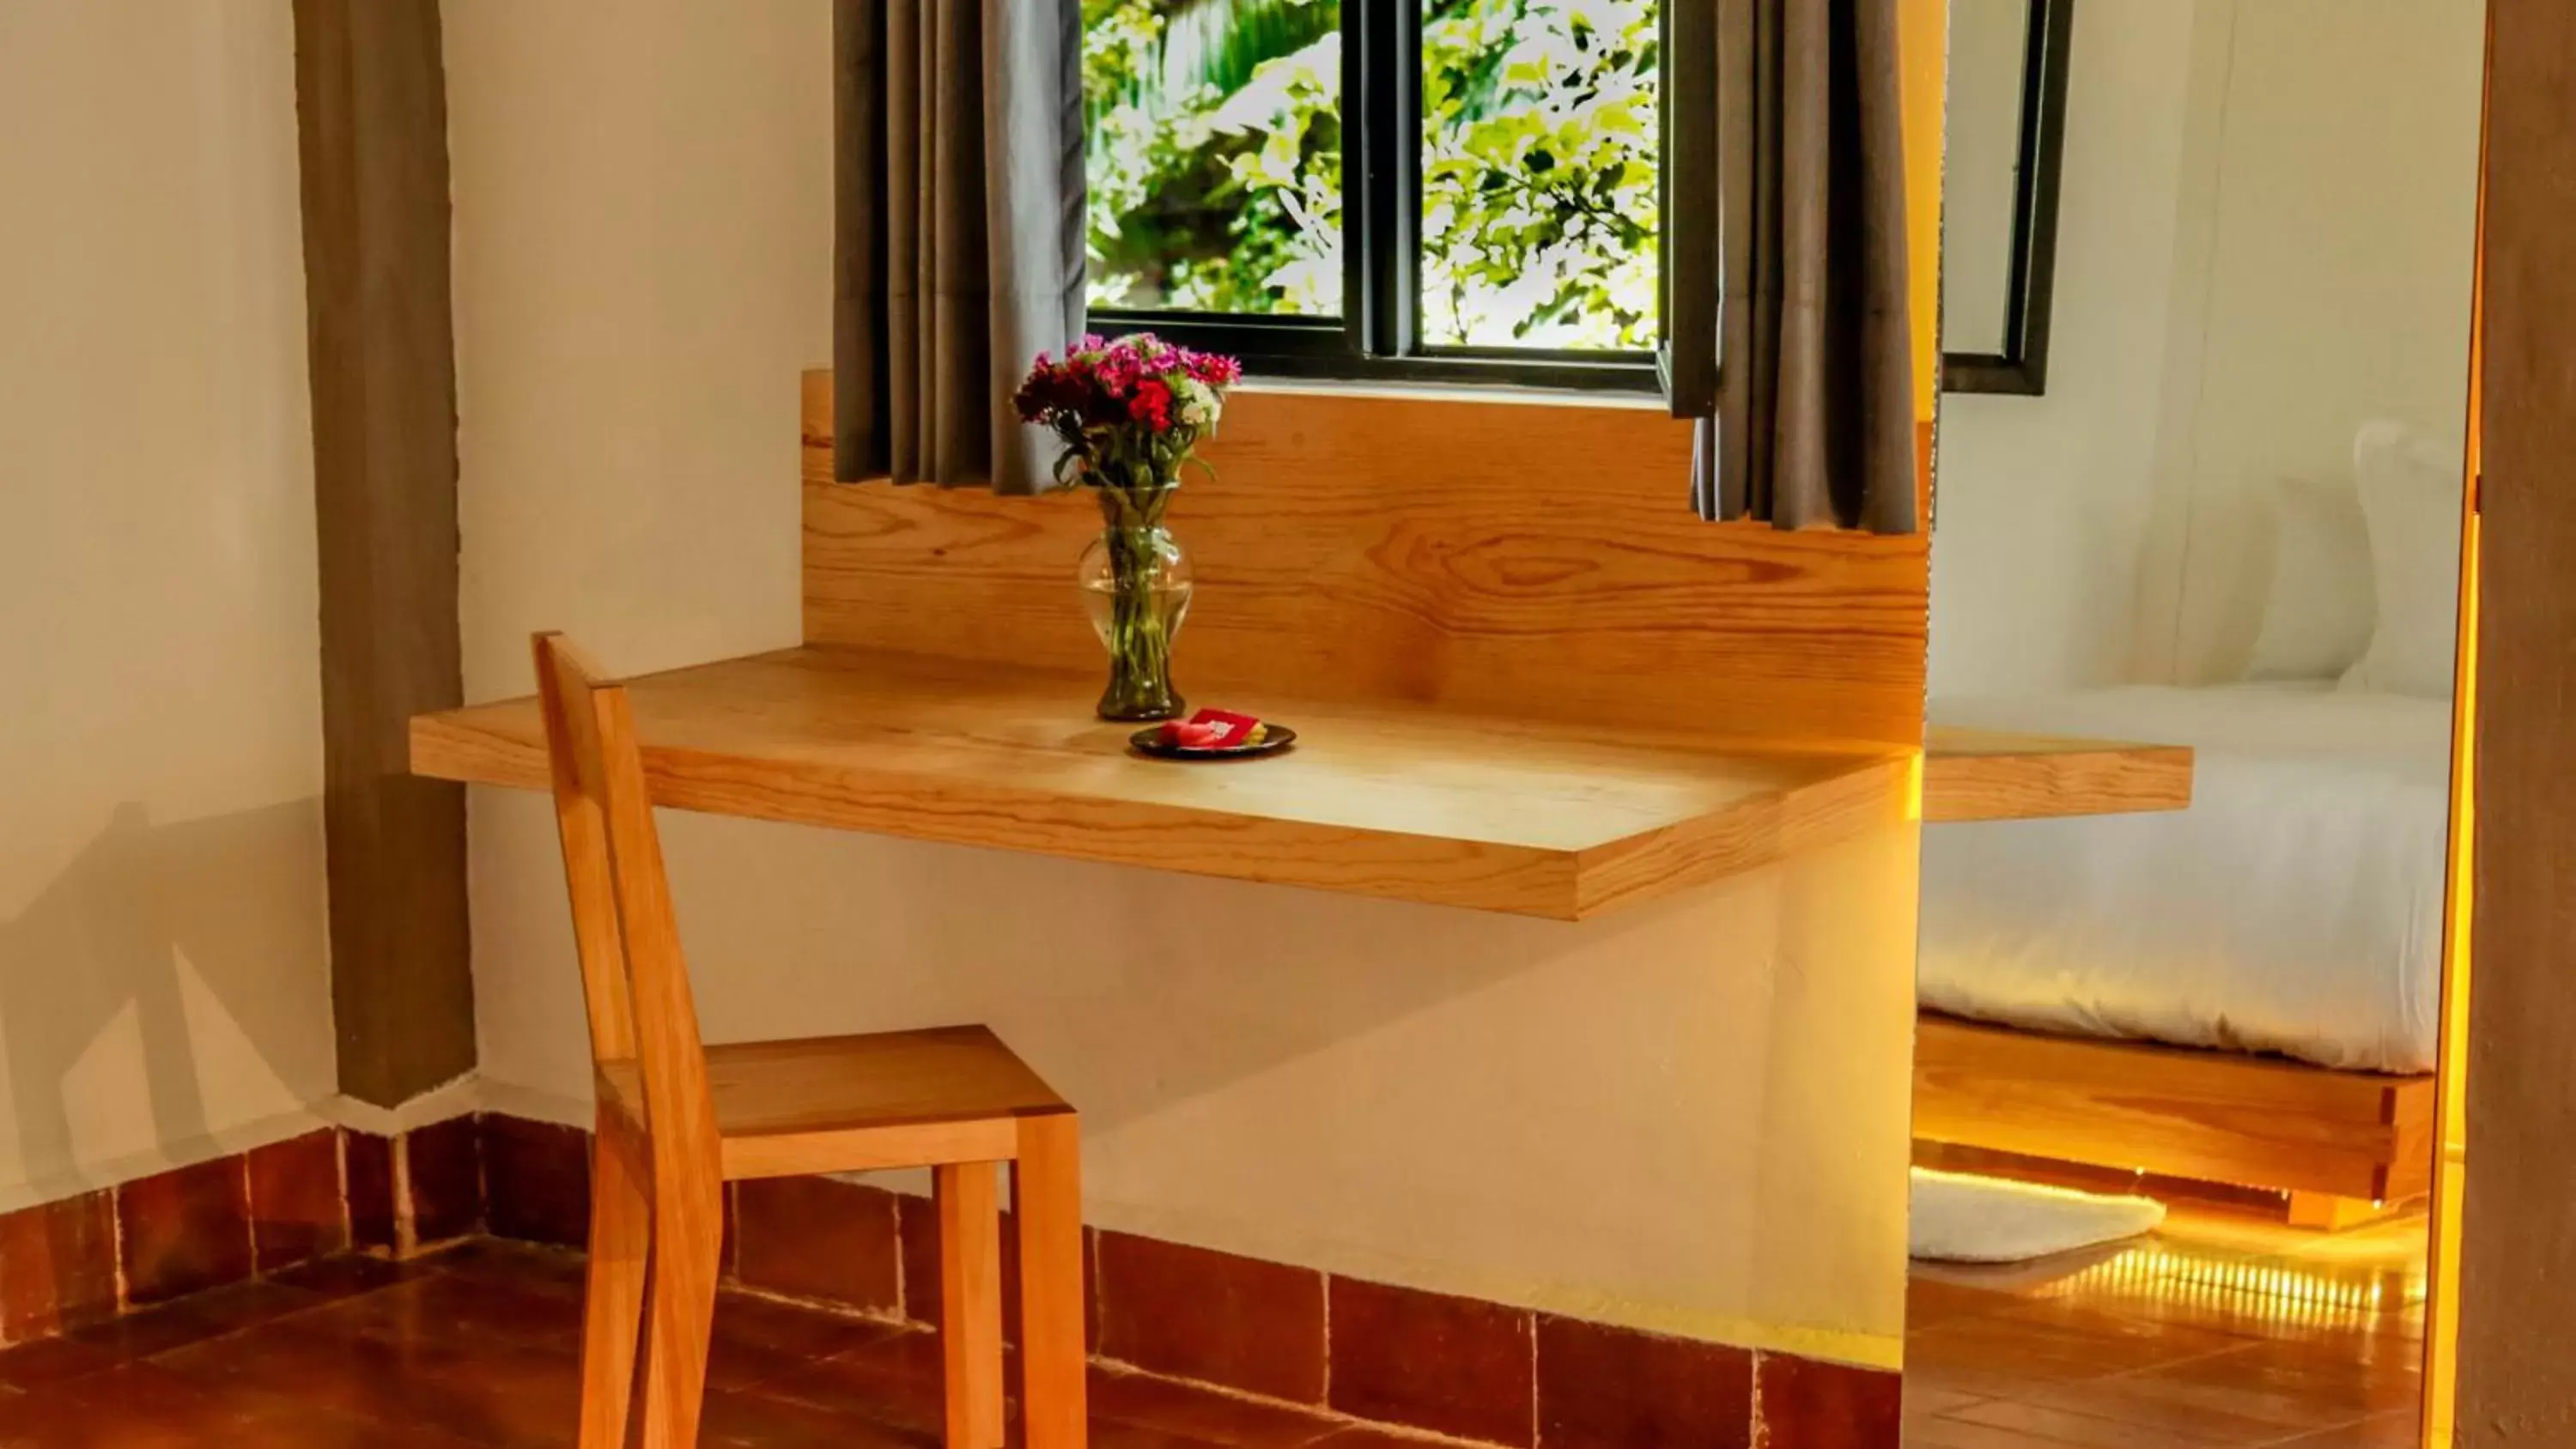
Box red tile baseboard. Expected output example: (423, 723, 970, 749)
(467, 1110, 1900, 1449)
(0, 1110, 1901, 1446)
(0, 1118, 489, 1353)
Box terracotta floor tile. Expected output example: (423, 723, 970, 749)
(0, 1280, 332, 1389)
(153, 1314, 574, 1448)
(479, 1116, 592, 1252)
(264, 1251, 422, 1300)
(0, 1191, 118, 1343)
(115, 1157, 253, 1307)
(309, 1269, 584, 1352)
(700, 1385, 938, 1449)
(0, 1359, 278, 1443)
(2009, 1372, 2326, 1446)
(1901, 1416, 2093, 1449)
(705, 1290, 907, 1391)
(2260, 1413, 2421, 1448)
(1326, 1276, 1534, 1446)
(1906, 1309, 2245, 1382)
(897, 1191, 942, 1328)
(344, 1131, 398, 1252)
(1534, 1315, 1752, 1449)
(1096, 1230, 1326, 1405)
(0, 1228, 2439, 1449)
(1940, 1397, 2244, 1447)
(1753, 1353, 1900, 1449)
(734, 1176, 903, 1314)
(1300, 1428, 1454, 1449)
(404, 1118, 485, 1246)
(248, 1129, 348, 1272)
(1089, 1366, 1344, 1448)
(422, 1236, 591, 1291)
(1901, 1384, 1992, 1418)
(761, 1326, 954, 1436)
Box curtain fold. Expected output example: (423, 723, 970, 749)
(1669, 0, 1918, 534)
(835, 0, 1086, 494)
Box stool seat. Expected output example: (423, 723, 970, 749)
(595, 1024, 1071, 1179)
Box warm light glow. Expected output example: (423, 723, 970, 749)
(2027, 1242, 2425, 1331)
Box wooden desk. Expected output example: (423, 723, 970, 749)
(414, 384, 2189, 919)
(414, 646, 1917, 921)
(1921, 726, 2194, 823)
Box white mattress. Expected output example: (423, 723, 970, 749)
(1921, 685, 2452, 1074)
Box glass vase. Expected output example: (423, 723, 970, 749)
(1078, 483, 1193, 721)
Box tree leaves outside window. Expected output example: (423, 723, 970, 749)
(1083, 0, 1660, 353)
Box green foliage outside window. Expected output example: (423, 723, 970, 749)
(1083, 0, 1660, 351)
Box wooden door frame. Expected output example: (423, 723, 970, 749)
(2432, 3, 2576, 1444)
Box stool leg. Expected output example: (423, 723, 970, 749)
(635, 1176, 724, 1449)
(1015, 1113, 1087, 1449)
(937, 1161, 1005, 1449)
(578, 1111, 650, 1449)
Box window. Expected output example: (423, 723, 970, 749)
(1083, 0, 1662, 392)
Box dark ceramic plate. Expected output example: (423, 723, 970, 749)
(1129, 723, 1299, 761)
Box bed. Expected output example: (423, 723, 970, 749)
(1914, 683, 2454, 1223)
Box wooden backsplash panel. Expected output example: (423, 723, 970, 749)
(801, 372, 1929, 747)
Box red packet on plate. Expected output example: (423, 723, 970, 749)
(1158, 709, 1263, 749)
(1188, 708, 1262, 746)
(1139, 709, 1294, 759)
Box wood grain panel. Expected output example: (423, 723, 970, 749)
(415, 646, 1911, 920)
(1912, 1016, 2434, 1203)
(2459, 3, 2576, 1440)
(1923, 728, 2194, 822)
(801, 373, 1931, 749)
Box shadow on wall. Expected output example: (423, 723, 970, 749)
(0, 799, 332, 1209)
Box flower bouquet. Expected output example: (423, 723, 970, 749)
(1015, 334, 1242, 721)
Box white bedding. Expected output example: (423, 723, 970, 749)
(1921, 685, 2452, 1074)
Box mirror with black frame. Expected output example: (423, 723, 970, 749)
(1941, 0, 2071, 395)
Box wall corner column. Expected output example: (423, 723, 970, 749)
(291, 0, 476, 1108)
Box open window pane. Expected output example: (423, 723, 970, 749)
(1420, 0, 1660, 349)
(1084, 0, 1346, 318)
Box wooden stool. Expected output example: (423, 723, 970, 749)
(531, 633, 1086, 1449)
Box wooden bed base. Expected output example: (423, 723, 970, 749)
(1912, 1014, 2437, 1223)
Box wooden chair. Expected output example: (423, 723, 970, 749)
(530, 632, 1086, 1449)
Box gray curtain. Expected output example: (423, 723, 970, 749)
(1668, 0, 1918, 534)
(835, 0, 1086, 493)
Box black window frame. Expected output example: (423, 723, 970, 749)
(1087, 0, 1665, 396)
(1940, 0, 2073, 397)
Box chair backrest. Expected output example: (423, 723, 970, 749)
(531, 632, 719, 1171)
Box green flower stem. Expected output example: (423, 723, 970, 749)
(1094, 483, 1186, 722)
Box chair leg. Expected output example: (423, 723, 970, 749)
(578, 1113, 651, 1449)
(1015, 1113, 1087, 1449)
(635, 1178, 725, 1449)
(936, 1161, 1005, 1449)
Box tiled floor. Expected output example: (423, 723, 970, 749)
(0, 1203, 2428, 1449)
(0, 1240, 1421, 1448)
(1904, 1200, 2429, 1448)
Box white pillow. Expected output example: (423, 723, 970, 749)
(2246, 477, 2376, 681)
(2340, 420, 2465, 699)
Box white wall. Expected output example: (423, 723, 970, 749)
(0, 0, 337, 1210)
(2140, 0, 2484, 684)
(444, 0, 1918, 1367)
(1932, 0, 2483, 697)
(1931, 1, 2204, 696)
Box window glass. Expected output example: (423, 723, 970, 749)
(1421, 0, 1660, 349)
(1083, 0, 1346, 318)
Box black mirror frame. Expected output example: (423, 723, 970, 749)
(1941, 0, 2074, 397)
